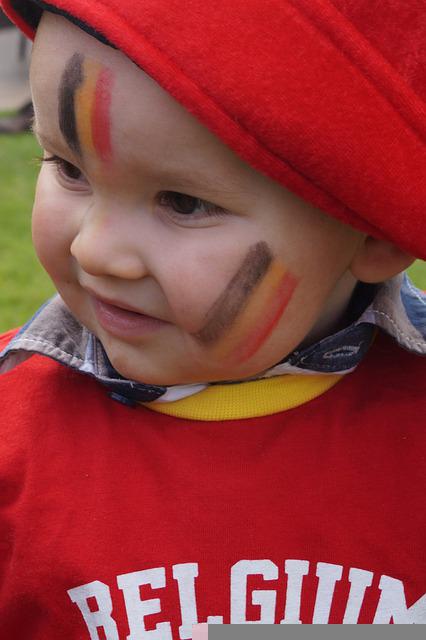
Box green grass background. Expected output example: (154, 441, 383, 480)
(0, 133, 55, 333)
(0, 132, 425, 334)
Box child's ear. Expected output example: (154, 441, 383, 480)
(350, 235, 416, 283)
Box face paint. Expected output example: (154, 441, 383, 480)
(58, 54, 114, 163)
(194, 241, 298, 364)
(224, 260, 298, 363)
(58, 53, 84, 157)
(195, 242, 273, 344)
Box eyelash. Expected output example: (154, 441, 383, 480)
(39, 154, 227, 220)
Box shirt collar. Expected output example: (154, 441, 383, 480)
(0, 273, 424, 406)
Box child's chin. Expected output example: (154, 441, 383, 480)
(109, 362, 198, 388)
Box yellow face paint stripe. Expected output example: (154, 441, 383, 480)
(230, 268, 298, 363)
(74, 59, 102, 157)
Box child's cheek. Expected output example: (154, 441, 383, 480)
(32, 172, 79, 280)
(191, 241, 298, 365)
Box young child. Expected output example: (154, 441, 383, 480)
(0, 0, 425, 636)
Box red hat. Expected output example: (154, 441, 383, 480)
(2, 0, 426, 259)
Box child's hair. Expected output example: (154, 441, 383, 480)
(2, 0, 426, 260)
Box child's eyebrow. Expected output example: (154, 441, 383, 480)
(33, 118, 243, 198)
(34, 62, 244, 199)
(160, 171, 245, 199)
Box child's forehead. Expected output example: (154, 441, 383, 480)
(5, 0, 426, 259)
(31, 13, 270, 202)
(32, 13, 170, 121)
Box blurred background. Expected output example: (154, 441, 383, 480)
(0, 9, 55, 333)
(0, 8, 425, 334)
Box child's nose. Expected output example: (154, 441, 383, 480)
(70, 205, 148, 280)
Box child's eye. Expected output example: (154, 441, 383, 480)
(158, 191, 226, 220)
(41, 154, 88, 188)
(38, 158, 227, 220)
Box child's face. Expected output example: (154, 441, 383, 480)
(30, 13, 363, 385)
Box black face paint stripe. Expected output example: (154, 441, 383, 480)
(194, 241, 273, 344)
(58, 52, 84, 156)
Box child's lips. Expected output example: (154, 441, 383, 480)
(89, 294, 170, 339)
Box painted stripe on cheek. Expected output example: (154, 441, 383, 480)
(212, 260, 298, 363)
(195, 242, 273, 344)
(229, 268, 298, 363)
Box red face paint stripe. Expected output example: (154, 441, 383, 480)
(91, 67, 113, 163)
(230, 270, 298, 363)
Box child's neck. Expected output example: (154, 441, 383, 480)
(298, 271, 361, 349)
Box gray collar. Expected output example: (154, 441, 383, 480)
(0, 273, 424, 407)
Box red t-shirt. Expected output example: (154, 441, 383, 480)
(0, 330, 425, 637)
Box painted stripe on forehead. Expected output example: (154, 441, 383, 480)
(194, 242, 273, 344)
(74, 58, 99, 157)
(92, 67, 113, 162)
(75, 59, 114, 162)
(58, 52, 84, 156)
(59, 55, 114, 163)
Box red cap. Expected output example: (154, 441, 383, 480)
(2, 0, 426, 259)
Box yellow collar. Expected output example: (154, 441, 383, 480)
(142, 373, 342, 421)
